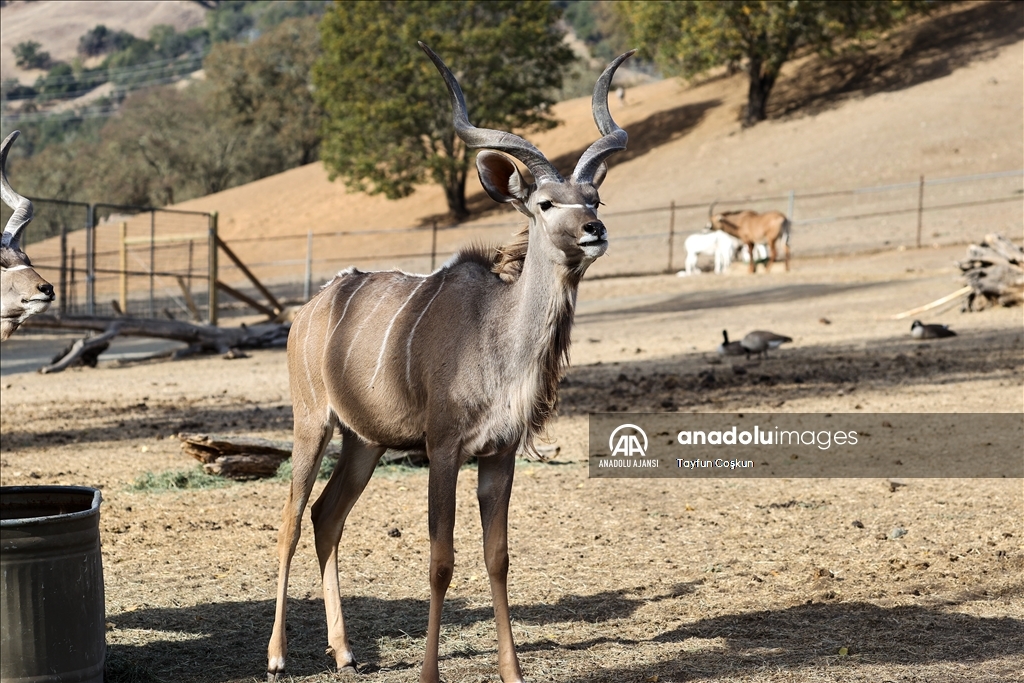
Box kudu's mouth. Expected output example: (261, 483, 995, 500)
(578, 221, 608, 257)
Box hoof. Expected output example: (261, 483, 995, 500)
(327, 645, 359, 673)
(267, 656, 286, 682)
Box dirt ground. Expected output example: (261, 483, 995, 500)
(2, 243, 1022, 683)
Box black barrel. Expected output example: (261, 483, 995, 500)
(1, 486, 105, 683)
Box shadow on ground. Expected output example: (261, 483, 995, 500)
(771, 1, 1024, 120)
(577, 281, 894, 319)
(105, 584, 1024, 682)
(3, 323, 1020, 449)
(560, 325, 1024, 414)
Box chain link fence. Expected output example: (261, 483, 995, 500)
(2, 200, 214, 320)
(1, 198, 89, 315)
(91, 204, 213, 320)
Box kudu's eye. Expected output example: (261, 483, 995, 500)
(538, 200, 552, 212)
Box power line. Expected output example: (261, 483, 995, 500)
(1, 71, 211, 124)
(2, 55, 207, 101)
(6, 52, 208, 92)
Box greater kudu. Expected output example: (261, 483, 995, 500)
(1, 130, 53, 341)
(708, 202, 791, 273)
(266, 44, 633, 683)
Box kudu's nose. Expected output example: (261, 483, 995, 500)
(582, 221, 605, 238)
(38, 283, 54, 299)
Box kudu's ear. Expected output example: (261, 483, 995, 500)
(476, 151, 529, 212)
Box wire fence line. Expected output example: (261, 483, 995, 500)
(4, 167, 1021, 324)
(216, 167, 1024, 289)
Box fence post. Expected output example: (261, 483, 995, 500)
(86, 204, 95, 315)
(69, 248, 77, 314)
(148, 210, 156, 318)
(119, 222, 128, 315)
(916, 175, 925, 248)
(303, 230, 313, 301)
(208, 211, 218, 326)
(59, 219, 68, 315)
(430, 220, 438, 271)
(666, 201, 676, 273)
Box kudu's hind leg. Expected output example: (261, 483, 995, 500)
(310, 427, 385, 671)
(267, 413, 335, 682)
(478, 449, 524, 682)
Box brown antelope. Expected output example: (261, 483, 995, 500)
(708, 202, 791, 273)
(266, 43, 633, 683)
(1, 130, 54, 342)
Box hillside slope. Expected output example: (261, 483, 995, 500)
(171, 3, 1022, 250)
(0, 1, 206, 83)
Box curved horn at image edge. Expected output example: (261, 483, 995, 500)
(1, 130, 34, 250)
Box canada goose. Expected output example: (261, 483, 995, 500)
(910, 320, 956, 339)
(741, 330, 792, 358)
(717, 330, 745, 356)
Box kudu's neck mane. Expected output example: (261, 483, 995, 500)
(509, 222, 579, 454)
(447, 221, 578, 454)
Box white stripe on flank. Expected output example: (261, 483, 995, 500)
(368, 279, 426, 388)
(341, 291, 389, 376)
(406, 273, 447, 385)
(327, 277, 369, 346)
(302, 292, 330, 410)
(326, 288, 338, 331)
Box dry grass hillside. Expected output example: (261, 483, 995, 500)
(163, 1, 1023, 285)
(0, 0, 206, 84)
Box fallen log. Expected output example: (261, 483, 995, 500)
(958, 234, 1024, 311)
(178, 433, 559, 480)
(24, 314, 290, 373)
(179, 432, 322, 480)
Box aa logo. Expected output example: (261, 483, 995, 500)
(609, 424, 648, 457)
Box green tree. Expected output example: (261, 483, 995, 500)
(104, 84, 253, 205)
(13, 41, 51, 69)
(620, 1, 923, 126)
(78, 25, 138, 57)
(314, 0, 575, 218)
(204, 16, 323, 170)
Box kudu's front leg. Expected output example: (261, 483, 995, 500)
(478, 449, 524, 682)
(421, 446, 460, 683)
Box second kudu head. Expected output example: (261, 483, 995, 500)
(1, 130, 53, 341)
(419, 42, 633, 277)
